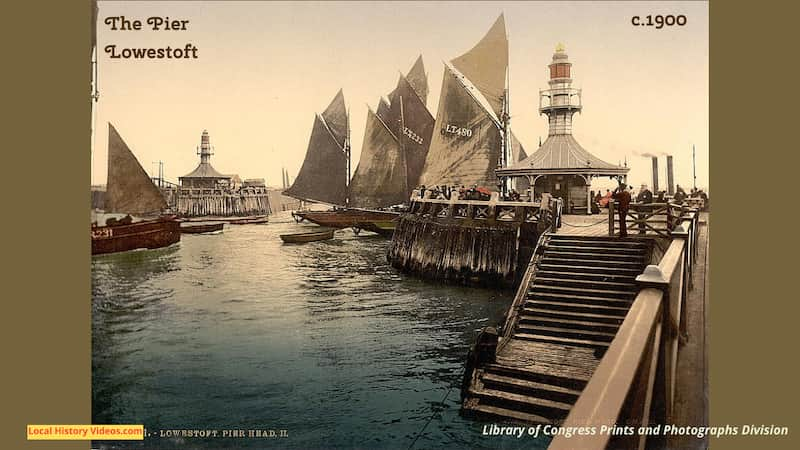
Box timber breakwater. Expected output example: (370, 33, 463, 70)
(174, 186, 271, 217)
(388, 195, 561, 285)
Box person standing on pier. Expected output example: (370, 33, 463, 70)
(674, 185, 687, 204)
(612, 182, 631, 237)
(636, 184, 653, 204)
(636, 184, 653, 234)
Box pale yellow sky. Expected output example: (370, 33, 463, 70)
(92, 1, 708, 192)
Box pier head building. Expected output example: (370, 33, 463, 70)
(175, 130, 271, 217)
(497, 45, 627, 214)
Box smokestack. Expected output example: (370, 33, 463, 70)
(666, 155, 675, 195)
(651, 156, 659, 192)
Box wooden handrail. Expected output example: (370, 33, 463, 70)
(497, 231, 551, 353)
(553, 211, 700, 449)
(409, 197, 543, 208)
(607, 202, 697, 237)
(550, 288, 664, 450)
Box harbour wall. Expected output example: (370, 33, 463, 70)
(387, 196, 559, 285)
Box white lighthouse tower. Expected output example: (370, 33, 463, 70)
(539, 43, 582, 136)
(497, 44, 628, 214)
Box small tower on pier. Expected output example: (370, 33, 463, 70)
(497, 44, 628, 214)
(179, 130, 231, 188)
(198, 129, 213, 164)
(541, 43, 582, 136)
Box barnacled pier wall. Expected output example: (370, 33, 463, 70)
(389, 215, 520, 285)
(387, 196, 560, 285)
(175, 188, 272, 217)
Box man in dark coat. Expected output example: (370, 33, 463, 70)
(612, 182, 632, 237)
(635, 184, 653, 233)
(674, 185, 687, 203)
(636, 184, 653, 204)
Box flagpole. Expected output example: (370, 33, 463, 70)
(692, 144, 697, 190)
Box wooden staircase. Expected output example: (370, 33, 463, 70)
(462, 234, 652, 424)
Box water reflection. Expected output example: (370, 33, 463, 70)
(92, 213, 548, 449)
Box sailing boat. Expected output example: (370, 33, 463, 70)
(287, 57, 434, 235)
(91, 124, 180, 255)
(349, 56, 434, 209)
(418, 14, 528, 193)
(286, 90, 399, 232)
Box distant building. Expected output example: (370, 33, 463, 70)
(243, 178, 266, 188)
(497, 45, 628, 214)
(175, 130, 271, 217)
(226, 174, 243, 190)
(178, 130, 231, 188)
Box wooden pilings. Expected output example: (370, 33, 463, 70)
(388, 214, 520, 285)
(175, 189, 272, 217)
(387, 196, 561, 285)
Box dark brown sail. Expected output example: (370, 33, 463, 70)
(285, 113, 348, 205)
(419, 65, 503, 189)
(385, 75, 434, 191)
(376, 97, 391, 122)
(405, 55, 428, 105)
(451, 14, 508, 118)
(105, 123, 168, 215)
(321, 89, 348, 149)
(348, 110, 407, 208)
(418, 15, 510, 189)
(510, 131, 530, 192)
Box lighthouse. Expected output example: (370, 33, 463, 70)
(198, 129, 214, 164)
(497, 44, 628, 214)
(179, 130, 230, 189)
(540, 43, 582, 135)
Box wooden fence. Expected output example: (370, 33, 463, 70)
(550, 208, 700, 450)
(608, 202, 696, 238)
(407, 194, 562, 230)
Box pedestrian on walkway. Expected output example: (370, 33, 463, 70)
(612, 182, 631, 237)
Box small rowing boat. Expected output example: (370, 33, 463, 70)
(279, 228, 335, 243)
(180, 222, 224, 234)
(228, 215, 270, 225)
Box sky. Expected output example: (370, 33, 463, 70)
(92, 1, 709, 193)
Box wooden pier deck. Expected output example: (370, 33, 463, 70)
(462, 206, 708, 449)
(557, 214, 614, 237)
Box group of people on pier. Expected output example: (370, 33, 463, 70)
(414, 185, 493, 201)
(606, 180, 709, 237)
(413, 184, 533, 203)
(593, 183, 709, 212)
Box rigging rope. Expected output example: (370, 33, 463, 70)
(407, 371, 462, 450)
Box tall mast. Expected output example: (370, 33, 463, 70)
(90, 0, 100, 184)
(692, 144, 697, 190)
(500, 67, 511, 196)
(345, 107, 351, 207)
(399, 95, 408, 197)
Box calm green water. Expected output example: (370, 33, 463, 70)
(92, 212, 549, 449)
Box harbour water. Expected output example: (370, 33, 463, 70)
(91, 212, 549, 449)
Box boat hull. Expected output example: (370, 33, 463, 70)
(228, 215, 270, 225)
(294, 209, 400, 232)
(357, 220, 396, 237)
(180, 222, 225, 234)
(280, 229, 335, 243)
(92, 217, 181, 255)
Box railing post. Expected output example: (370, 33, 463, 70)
(635, 232, 689, 421)
(447, 195, 457, 218)
(608, 200, 615, 236)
